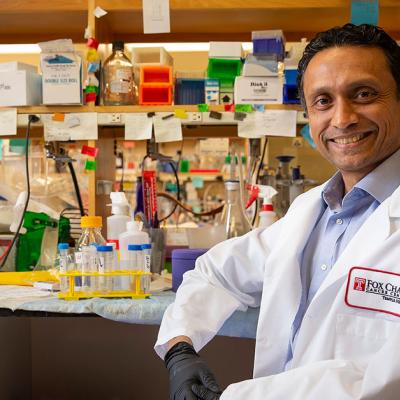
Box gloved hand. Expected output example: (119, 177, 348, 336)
(164, 341, 222, 400)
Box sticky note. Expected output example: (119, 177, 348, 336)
(81, 145, 99, 158)
(174, 109, 188, 119)
(52, 113, 65, 122)
(197, 104, 209, 112)
(253, 104, 265, 112)
(85, 160, 97, 171)
(87, 38, 99, 50)
(351, 0, 378, 26)
(125, 113, 153, 140)
(87, 62, 100, 73)
(153, 115, 182, 142)
(142, 0, 171, 34)
(235, 104, 253, 113)
(224, 104, 235, 112)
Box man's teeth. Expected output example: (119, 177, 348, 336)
(333, 132, 367, 144)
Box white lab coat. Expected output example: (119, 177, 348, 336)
(155, 182, 400, 399)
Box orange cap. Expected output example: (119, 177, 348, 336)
(80, 216, 102, 228)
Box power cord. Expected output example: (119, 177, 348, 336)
(0, 114, 39, 270)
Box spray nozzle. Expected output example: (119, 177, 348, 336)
(245, 184, 277, 210)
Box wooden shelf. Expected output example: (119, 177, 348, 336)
(14, 104, 303, 114)
(1, 1, 400, 44)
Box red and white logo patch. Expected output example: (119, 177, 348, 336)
(346, 267, 400, 317)
(353, 277, 366, 291)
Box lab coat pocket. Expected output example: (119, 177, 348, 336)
(335, 313, 398, 362)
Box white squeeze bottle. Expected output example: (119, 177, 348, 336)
(258, 186, 278, 229)
(107, 192, 131, 250)
(119, 221, 150, 290)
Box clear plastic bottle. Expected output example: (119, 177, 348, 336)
(75, 216, 106, 292)
(107, 191, 131, 249)
(219, 180, 252, 239)
(57, 243, 71, 293)
(97, 245, 114, 293)
(128, 244, 142, 292)
(102, 41, 136, 105)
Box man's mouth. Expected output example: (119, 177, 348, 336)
(329, 131, 373, 145)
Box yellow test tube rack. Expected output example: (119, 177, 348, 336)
(58, 270, 152, 301)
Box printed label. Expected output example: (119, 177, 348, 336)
(144, 255, 151, 273)
(346, 267, 400, 317)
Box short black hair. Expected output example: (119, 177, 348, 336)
(297, 23, 400, 109)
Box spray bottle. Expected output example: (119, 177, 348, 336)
(245, 184, 278, 229)
(107, 192, 131, 250)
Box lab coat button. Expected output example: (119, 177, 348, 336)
(321, 264, 328, 271)
(336, 218, 343, 225)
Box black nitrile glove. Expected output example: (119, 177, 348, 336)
(165, 341, 222, 400)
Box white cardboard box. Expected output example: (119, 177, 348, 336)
(209, 42, 244, 59)
(40, 52, 82, 105)
(0, 61, 38, 73)
(0, 70, 42, 106)
(234, 76, 283, 104)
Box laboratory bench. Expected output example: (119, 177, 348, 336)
(0, 288, 258, 400)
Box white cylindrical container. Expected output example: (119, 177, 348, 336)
(258, 204, 278, 229)
(97, 245, 114, 292)
(107, 192, 131, 250)
(119, 221, 149, 290)
(128, 244, 142, 292)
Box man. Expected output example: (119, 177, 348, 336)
(156, 23, 400, 399)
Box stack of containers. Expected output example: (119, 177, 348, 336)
(235, 30, 285, 105)
(174, 70, 206, 105)
(283, 38, 308, 104)
(206, 42, 244, 105)
(132, 47, 174, 105)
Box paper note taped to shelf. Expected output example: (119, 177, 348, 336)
(153, 114, 182, 142)
(142, 0, 171, 34)
(264, 110, 297, 137)
(125, 113, 153, 140)
(0, 108, 17, 136)
(238, 112, 265, 138)
(44, 113, 98, 141)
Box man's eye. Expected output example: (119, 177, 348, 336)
(355, 90, 377, 100)
(315, 97, 330, 107)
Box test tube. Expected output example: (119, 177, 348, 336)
(128, 244, 142, 292)
(81, 246, 97, 293)
(141, 244, 152, 293)
(97, 245, 114, 293)
(106, 241, 118, 291)
(58, 243, 70, 293)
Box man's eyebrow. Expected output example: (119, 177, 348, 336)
(307, 79, 380, 99)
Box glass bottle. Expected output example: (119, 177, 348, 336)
(102, 41, 136, 105)
(219, 180, 252, 239)
(75, 216, 106, 292)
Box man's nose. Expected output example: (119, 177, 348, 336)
(331, 99, 359, 129)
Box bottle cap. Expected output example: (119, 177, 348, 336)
(81, 216, 102, 228)
(261, 204, 274, 212)
(128, 244, 142, 251)
(97, 245, 113, 252)
(112, 41, 124, 51)
(58, 243, 69, 250)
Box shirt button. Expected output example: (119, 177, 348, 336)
(336, 218, 343, 225)
(321, 264, 328, 271)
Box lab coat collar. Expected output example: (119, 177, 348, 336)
(310, 183, 400, 305)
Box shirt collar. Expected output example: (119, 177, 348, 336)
(321, 148, 400, 210)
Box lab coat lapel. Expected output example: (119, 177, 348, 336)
(311, 186, 400, 301)
(255, 187, 323, 376)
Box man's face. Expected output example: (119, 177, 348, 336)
(303, 46, 400, 185)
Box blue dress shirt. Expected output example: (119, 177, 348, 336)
(285, 148, 400, 368)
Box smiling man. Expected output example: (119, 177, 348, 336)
(156, 24, 400, 399)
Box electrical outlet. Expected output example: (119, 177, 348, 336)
(188, 112, 202, 122)
(110, 113, 121, 123)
